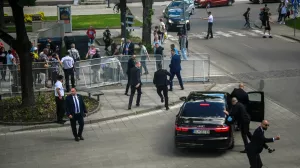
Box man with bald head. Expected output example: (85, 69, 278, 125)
(246, 120, 280, 168)
(224, 97, 252, 153)
(65, 88, 87, 141)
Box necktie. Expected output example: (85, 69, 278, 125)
(74, 96, 79, 113)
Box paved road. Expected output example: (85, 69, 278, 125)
(1, 83, 300, 168)
(130, 2, 300, 115)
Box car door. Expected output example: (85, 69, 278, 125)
(247, 91, 265, 122)
(225, 92, 232, 110)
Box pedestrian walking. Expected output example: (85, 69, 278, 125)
(243, 7, 251, 28)
(201, 11, 214, 39)
(59, 51, 75, 92)
(48, 53, 60, 86)
(263, 12, 273, 38)
(246, 120, 280, 168)
(179, 34, 188, 60)
(65, 88, 87, 142)
(169, 49, 184, 91)
(128, 62, 142, 110)
(125, 55, 136, 96)
(54, 75, 65, 124)
(86, 26, 96, 45)
(68, 43, 81, 80)
(224, 97, 252, 153)
(279, 4, 287, 24)
(231, 83, 249, 131)
(154, 43, 164, 70)
(139, 42, 150, 75)
(158, 18, 166, 43)
(153, 63, 171, 110)
(90, 48, 101, 83)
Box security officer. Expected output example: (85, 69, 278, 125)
(231, 83, 249, 131)
(224, 97, 252, 153)
(201, 11, 214, 39)
(59, 51, 75, 92)
(128, 62, 142, 110)
(153, 63, 171, 110)
(246, 120, 280, 168)
(125, 55, 136, 96)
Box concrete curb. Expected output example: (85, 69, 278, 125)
(281, 35, 300, 43)
(4, 82, 216, 133)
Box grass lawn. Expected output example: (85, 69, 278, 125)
(45, 14, 143, 30)
(5, 14, 143, 33)
(285, 18, 300, 30)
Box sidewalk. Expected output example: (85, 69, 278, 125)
(0, 83, 215, 134)
(254, 15, 300, 42)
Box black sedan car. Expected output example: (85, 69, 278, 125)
(174, 91, 265, 150)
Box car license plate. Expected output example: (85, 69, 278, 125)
(193, 130, 210, 134)
(177, 25, 184, 27)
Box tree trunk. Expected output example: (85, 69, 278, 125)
(120, 0, 127, 38)
(0, 0, 5, 30)
(8, 0, 35, 106)
(141, 0, 153, 46)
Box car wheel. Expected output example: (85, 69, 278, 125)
(187, 23, 191, 31)
(227, 0, 233, 6)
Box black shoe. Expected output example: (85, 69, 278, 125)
(166, 107, 169, 110)
(169, 89, 173, 91)
(128, 107, 131, 110)
(263, 36, 267, 38)
(235, 127, 240, 131)
(181, 87, 184, 90)
(161, 98, 164, 103)
(79, 136, 84, 140)
(210, 36, 213, 39)
(144, 72, 149, 75)
(269, 35, 273, 38)
(125, 93, 129, 96)
(75, 137, 79, 142)
(205, 37, 208, 39)
(136, 104, 140, 107)
(240, 150, 247, 153)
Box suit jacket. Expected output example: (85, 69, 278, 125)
(130, 67, 141, 86)
(126, 58, 135, 75)
(65, 94, 87, 117)
(169, 54, 181, 73)
(153, 69, 171, 87)
(229, 102, 251, 123)
(123, 42, 135, 55)
(231, 88, 249, 107)
(246, 126, 274, 154)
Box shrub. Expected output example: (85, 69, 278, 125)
(24, 11, 45, 23)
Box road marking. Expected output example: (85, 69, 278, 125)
(252, 29, 265, 35)
(215, 31, 233, 37)
(273, 35, 298, 43)
(228, 31, 246, 36)
(241, 31, 259, 36)
(242, 43, 254, 49)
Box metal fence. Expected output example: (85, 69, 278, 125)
(0, 54, 211, 94)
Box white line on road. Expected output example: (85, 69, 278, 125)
(252, 29, 265, 35)
(215, 31, 232, 37)
(242, 43, 254, 49)
(228, 31, 246, 36)
(241, 31, 259, 36)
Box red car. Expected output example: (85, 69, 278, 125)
(194, 0, 234, 7)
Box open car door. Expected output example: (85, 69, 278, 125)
(247, 91, 265, 122)
(225, 92, 232, 111)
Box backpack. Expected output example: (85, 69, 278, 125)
(243, 11, 247, 17)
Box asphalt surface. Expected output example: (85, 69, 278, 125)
(1, 83, 300, 168)
(131, 1, 300, 115)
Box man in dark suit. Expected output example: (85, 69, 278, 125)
(231, 83, 249, 131)
(125, 55, 136, 96)
(224, 97, 252, 153)
(65, 88, 87, 141)
(154, 43, 164, 70)
(153, 63, 171, 110)
(128, 61, 142, 110)
(169, 49, 184, 91)
(246, 120, 280, 168)
(123, 39, 134, 55)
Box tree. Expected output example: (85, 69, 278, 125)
(0, 0, 35, 106)
(141, 0, 154, 46)
(0, 0, 5, 30)
(119, 0, 127, 38)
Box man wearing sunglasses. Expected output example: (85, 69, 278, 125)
(224, 97, 252, 153)
(246, 120, 280, 168)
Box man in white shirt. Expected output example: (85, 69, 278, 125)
(59, 51, 75, 92)
(201, 11, 214, 39)
(68, 43, 81, 80)
(54, 75, 65, 124)
(159, 18, 166, 43)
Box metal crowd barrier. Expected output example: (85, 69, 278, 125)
(0, 54, 211, 94)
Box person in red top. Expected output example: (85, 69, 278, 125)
(86, 26, 96, 45)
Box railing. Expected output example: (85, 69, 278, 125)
(0, 54, 211, 94)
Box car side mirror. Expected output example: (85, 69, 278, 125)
(179, 96, 186, 101)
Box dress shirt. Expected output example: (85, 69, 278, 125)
(73, 95, 80, 114)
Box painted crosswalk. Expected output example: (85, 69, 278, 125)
(167, 29, 297, 42)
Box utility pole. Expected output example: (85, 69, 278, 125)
(182, 0, 188, 58)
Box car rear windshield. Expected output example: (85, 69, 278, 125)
(170, 1, 183, 7)
(181, 102, 225, 118)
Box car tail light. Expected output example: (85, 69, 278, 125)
(200, 103, 210, 106)
(214, 125, 230, 132)
(175, 125, 189, 132)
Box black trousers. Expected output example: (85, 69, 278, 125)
(125, 74, 131, 94)
(55, 97, 65, 122)
(156, 85, 168, 108)
(51, 71, 58, 86)
(247, 151, 263, 168)
(70, 114, 84, 138)
(241, 122, 252, 148)
(128, 85, 142, 108)
(63, 68, 75, 92)
(169, 71, 184, 90)
(207, 22, 213, 38)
